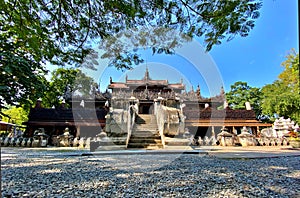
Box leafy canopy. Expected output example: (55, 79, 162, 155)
(0, 0, 262, 109)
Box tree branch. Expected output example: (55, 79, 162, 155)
(74, 0, 91, 55)
(179, 0, 205, 18)
(179, 0, 225, 20)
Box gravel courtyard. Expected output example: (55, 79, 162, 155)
(1, 148, 300, 198)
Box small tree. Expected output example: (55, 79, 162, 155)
(226, 81, 262, 117)
(261, 49, 300, 123)
(43, 68, 98, 108)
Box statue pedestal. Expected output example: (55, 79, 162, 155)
(58, 133, 74, 147)
(33, 132, 49, 147)
(217, 129, 234, 146)
(238, 135, 256, 146)
(238, 127, 256, 146)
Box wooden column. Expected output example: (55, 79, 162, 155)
(256, 126, 260, 137)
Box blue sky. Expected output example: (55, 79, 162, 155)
(49, 0, 299, 97)
(209, 0, 298, 92)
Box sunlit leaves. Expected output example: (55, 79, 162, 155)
(278, 48, 299, 91)
(261, 50, 300, 123)
(1, 106, 28, 126)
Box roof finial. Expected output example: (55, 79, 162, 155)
(144, 66, 150, 81)
(196, 84, 201, 97)
(220, 86, 225, 95)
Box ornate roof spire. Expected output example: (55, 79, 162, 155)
(144, 66, 150, 82)
(196, 84, 201, 97)
(220, 86, 225, 96)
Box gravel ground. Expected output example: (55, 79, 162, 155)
(1, 149, 300, 198)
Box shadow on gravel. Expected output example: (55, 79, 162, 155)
(1, 152, 300, 197)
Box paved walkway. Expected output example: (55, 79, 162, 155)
(201, 146, 300, 159)
(93, 146, 300, 159)
(1, 146, 300, 159)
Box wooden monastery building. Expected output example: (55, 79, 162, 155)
(23, 68, 271, 140)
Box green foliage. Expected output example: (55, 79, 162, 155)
(0, 48, 48, 112)
(1, 106, 28, 126)
(42, 68, 98, 108)
(261, 50, 300, 123)
(278, 49, 299, 92)
(0, 0, 262, 65)
(0, 0, 262, 108)
(98, 0, 263, 69)
(226, 81, 262, 117)
(0, 0, 49, 111)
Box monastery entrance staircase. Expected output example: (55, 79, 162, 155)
(127, 114, 163, 149)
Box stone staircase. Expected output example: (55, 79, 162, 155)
(127, 114, 163, 149)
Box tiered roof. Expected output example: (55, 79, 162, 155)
(108, 67, 185, 91)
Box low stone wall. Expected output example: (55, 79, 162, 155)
(0, 136, 92, 148)
(190, 135, 292, 147)
(1, 135, 293, 148)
